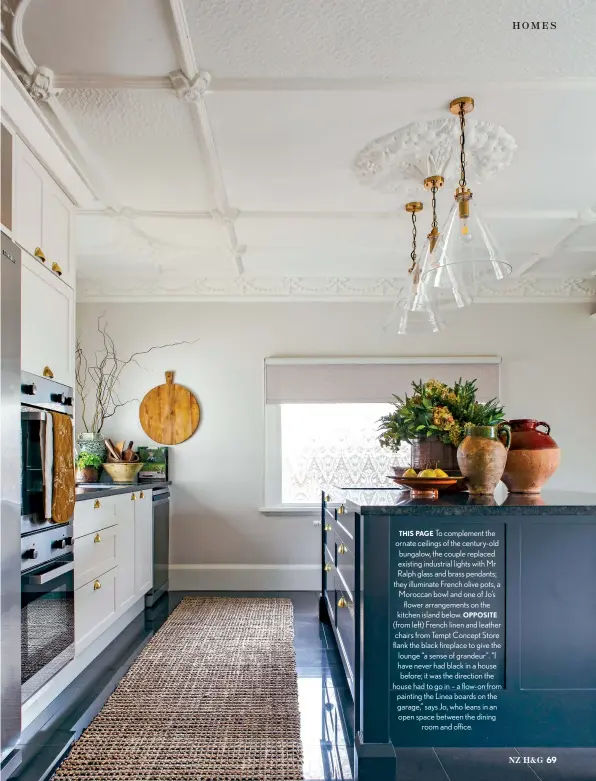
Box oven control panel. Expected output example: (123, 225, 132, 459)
(21, 524, 74, 572)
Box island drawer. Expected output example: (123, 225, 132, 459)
(336, 543, 355, 598)
(74, 496, 116, 539)
(334, 507, 355, 541)
(74, 524, 117, 590)
(324, 568, 336, 623)
(335, 587, 355, 680)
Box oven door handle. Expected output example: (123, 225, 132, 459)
(22, 408, 47, 421)
(23, 560, 74, 585)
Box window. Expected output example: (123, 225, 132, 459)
(280, 403, 410, 503)
(262, 357, 500, 511)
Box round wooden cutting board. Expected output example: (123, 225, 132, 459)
(139, 371, 200, 445)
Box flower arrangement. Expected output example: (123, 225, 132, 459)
(378, 378, 505, 451)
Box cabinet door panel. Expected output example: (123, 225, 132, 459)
(114, 493, 136, 612)
(43, 179, 74, 287)
(134, 490, 153, 596)
(14, 137, 43, 256)
(21, 253, 74, 386)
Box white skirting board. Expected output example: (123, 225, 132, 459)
(169, 564, 320, 591)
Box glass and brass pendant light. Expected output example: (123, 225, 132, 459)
(421, 97, 512, 300)
(418, 173, 472, 308)
(384, 202, 444, 335)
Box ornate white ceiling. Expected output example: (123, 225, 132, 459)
(3, 0, 596, 302)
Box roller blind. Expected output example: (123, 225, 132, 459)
(265, 358, 500, 404)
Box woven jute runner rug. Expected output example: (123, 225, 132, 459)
(52, 597, 304, 781)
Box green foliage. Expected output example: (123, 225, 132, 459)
(378, 378, 505, 452)
(75, 452, 102, 469)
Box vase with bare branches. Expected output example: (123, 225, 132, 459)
(75, 315, 196, 459)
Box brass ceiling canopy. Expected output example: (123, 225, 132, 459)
(424, 175, 444, 190)
(449, 97, 474, 115)
(405, 201, 424, 213)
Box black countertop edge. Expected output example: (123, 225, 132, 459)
(75, 481, 171, 501)
(349, 501, 596, 516)
(335, 489, 596, 515)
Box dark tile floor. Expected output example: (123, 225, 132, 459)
(13, 591, 596, 781)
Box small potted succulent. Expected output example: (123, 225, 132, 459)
(75, 452, 102, 484)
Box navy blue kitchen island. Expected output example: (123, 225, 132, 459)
(319, 489, 596, 781)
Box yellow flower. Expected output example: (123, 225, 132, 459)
(441, 390, 457, 405)
(449, 424, 463, 446)
(432, 406, 455, 430)
(411, 394, 422, 405)
(424, 379, 446, 396)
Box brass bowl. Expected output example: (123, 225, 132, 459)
(387, 475, 463, 499)
(102, 462, 143, 483)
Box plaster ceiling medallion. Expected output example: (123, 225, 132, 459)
(353, 116, 516, 195)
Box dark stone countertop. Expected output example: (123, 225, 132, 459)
(75, 481, 171, 501)
(328, 487, 596, 515)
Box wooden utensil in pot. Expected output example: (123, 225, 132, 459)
(105, 439, 121, 462)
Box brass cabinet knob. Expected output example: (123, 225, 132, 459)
(42, 366, 54, 379)
(324, 523, 332, 532)
(325, 494, 330, 502)
(51, 262, 62, 276)
(131, 493, 136, 501)
(94, 533, 101, 543)
(324, 563, 332, 572)
(94, 499, 101, 509)
(338, 597, 352, 609)
(93, 580, 101, 590)
(34, 247, 46, 262)
(139, 491, 144, 499)
(338, 504, 346, 515)
(338, 543, 347, 555)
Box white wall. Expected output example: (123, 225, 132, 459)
(76, 302, 596, 590)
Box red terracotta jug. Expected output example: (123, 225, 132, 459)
(502, 419, 560, 494)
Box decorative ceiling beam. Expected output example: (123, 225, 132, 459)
(166, 0, 244, 275)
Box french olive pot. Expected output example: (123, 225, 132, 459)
(502, 419, 561, 494)
(457, 423, 511, 495)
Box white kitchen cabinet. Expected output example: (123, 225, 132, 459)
(134, 489, 153, 597)
(13, 135, 75, 288)
(75, 567, 117, 652)
(14, 135, 43, 255)
(114, 493, 136, 613)
(21, 251, 75, 387)
(42, 177, 74, 286)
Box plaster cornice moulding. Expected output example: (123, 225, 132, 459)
(77, 275, 596, 303)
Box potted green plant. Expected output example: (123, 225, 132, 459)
(75, 452, 102, 484)
(378, 378, 505, 472)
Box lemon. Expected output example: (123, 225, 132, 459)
(418, 468, 436, 478)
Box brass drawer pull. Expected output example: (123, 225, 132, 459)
(139, 491, 144, 499)
(93, 580, 101, 590)
(338, 504, 346, 515)
(42, 366, 54, 379)
(324, 563, 332, 572)
(131, 493, 136, 501)
(324, 523, 332, 532)
(337, 597, 352, 609)
(338, 543, 347, 555)
(51, 262, 62, 276)
(94, 533, 101, 543)
(325, 494, 330, 502)
(94, 499, 101, 509)
(34, 247, 46, 262)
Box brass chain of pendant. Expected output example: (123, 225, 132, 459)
(408, 211, 417, 275)
(458, 101, 467, 189)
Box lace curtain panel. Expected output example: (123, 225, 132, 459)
(281, 403, 411, 504)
